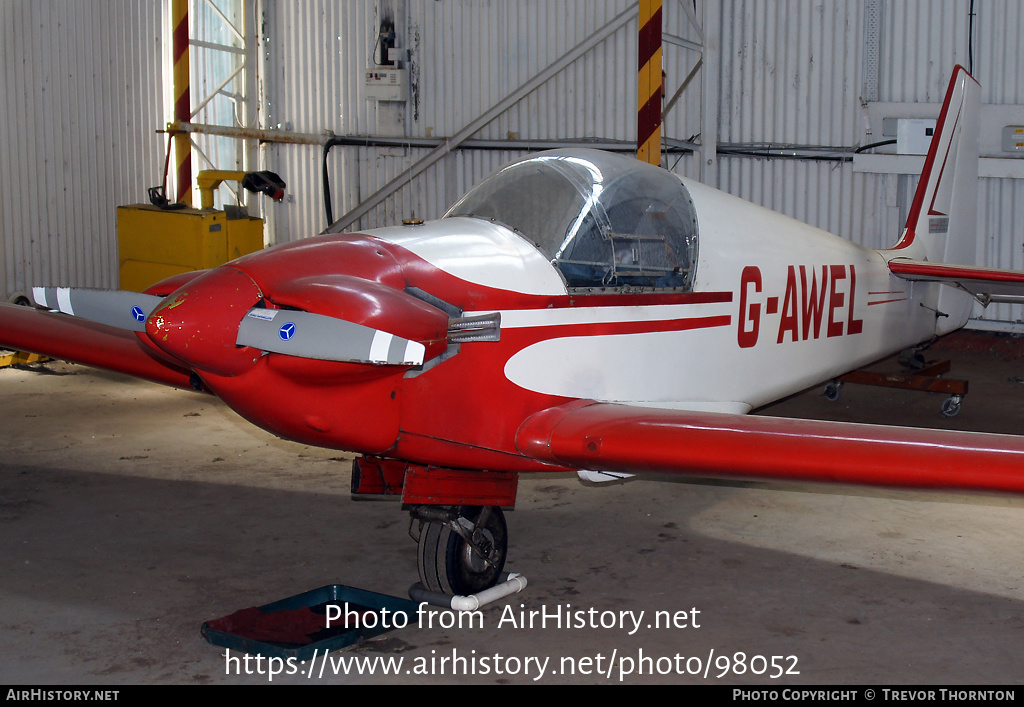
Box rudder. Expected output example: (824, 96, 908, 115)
(890, 66, 981, 333)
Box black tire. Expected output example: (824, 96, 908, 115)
(417, 506, 507, 596)
(824, 381, 842, 401)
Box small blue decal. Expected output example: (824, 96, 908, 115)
(279, 322, 296, 341)
(131, 306, 146, 323)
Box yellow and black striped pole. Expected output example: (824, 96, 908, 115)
(637, 0, 663, 165)
(172, 0, 192, 205)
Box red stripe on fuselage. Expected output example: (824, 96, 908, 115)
(504, 314, 732, 340)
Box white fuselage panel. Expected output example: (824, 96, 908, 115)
(372, 183, 940, 412)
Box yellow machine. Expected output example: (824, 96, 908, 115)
(117, 170, 285, 293)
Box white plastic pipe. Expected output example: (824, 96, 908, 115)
(410, 573, 528, 611)
(451, 573, 528, 612)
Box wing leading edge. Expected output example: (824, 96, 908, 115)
(0, 302, 194, 389)
(517, 400, 1024, 494)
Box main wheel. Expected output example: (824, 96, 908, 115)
(417, 506, 507, 596)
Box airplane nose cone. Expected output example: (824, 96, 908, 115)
(146, 266, 263, 377)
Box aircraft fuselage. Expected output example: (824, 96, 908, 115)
(190, 176, 950, 474)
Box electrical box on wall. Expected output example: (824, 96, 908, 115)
(365, 68, 408, 101)
(1004, 126, 1024, 153)
(897, 119, 936, 155)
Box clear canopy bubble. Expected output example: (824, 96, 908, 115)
(445, 149, 698, 291)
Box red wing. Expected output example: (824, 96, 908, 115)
(889, 258, 1024, 302)
(0, 302, 195, 389)
(517, 400, 1024, 494)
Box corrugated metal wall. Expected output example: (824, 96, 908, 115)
(0, 0, 166, 298)
(707, 0, 1024, 328)
(259, 0, 704, 242)
(4, 0, 1022, 328)
(878, 0, 1024, 326)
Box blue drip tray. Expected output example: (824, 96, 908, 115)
(202, 584, 421, 660)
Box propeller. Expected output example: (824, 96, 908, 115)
(236, 307, 425, 365)
(32, 287, 164, 333)
(31, 279, 427, 371)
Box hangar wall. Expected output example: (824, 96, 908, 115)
(257, 0, 703, 242)
(710, 0, 1024, 328)
(2, 0, 1022, 329)
(261, 0, 1024, 330)
(0, 1, 166, 302)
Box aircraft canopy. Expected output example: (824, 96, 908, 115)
(444, 149, 698, 291)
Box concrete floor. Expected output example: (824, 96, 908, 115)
(2, 332, 1024, 685)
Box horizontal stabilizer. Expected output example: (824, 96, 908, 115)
(888, 258, 1024, 303)
(236, 308, 426, 365)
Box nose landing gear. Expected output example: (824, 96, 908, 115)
(410, 505, 508, 596)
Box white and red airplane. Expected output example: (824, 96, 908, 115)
(3, 66, 1024, 596)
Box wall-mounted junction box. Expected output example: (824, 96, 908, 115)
(1004, 126, 1024, 153)
(857, 103, 1024, 179)
(896, 119, 936, 155)
(365, 68, 408, 101)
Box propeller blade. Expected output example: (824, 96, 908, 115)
(236, 308, 426, 366)
(32, 287, 165, 332)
